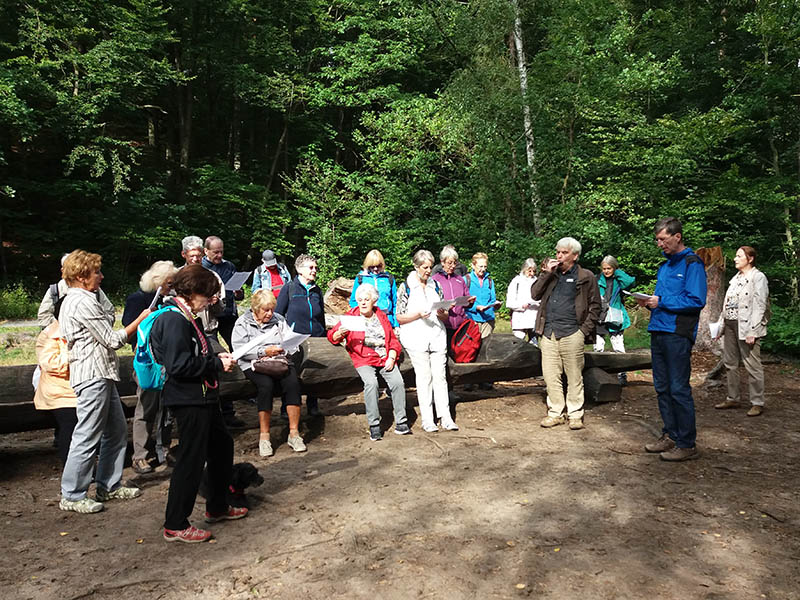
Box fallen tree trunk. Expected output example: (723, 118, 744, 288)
(0, 335, 651, 434)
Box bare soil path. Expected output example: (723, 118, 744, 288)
(1, 353, 798, 600)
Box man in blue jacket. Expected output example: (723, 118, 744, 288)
(638, 217, 707, 461)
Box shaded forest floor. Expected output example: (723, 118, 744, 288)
(1, 352, 799, 600)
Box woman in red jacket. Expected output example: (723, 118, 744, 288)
(328, 284, 409, 441)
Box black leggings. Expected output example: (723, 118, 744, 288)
(243, 366, 302, 412)
(52, 407, 78, 466)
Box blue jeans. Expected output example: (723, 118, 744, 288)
(651, 333, 696, 448)
(61, 378, 128, 501)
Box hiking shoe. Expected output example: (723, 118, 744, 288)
(645, 433, 675, 453)
(131, 458, 153, 474)
(306, 397, 321, 417)
(617, 372, 628, 386)
(540, 415, 566, 428)
(287, 434, 307, 452)
(259, 439, 274, 457)
(747, 405, 763, 417)
(441, 420, 459, 431)
(163, 525, 212, 543)
(96, 485, 142, 502)
(369, 425, 383, 441)
(205, 506, 249, 523)
(394, 423, 411, 435)
(714, 399, 741, 410)
(568, 418, 584, 430)
(422, 423, 439, 433)
(660, 446, 699, 462)
(59, 496, 104, 514)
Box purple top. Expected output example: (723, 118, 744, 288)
(431, 271, 469, 330)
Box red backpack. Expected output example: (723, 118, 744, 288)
(451, 319, 481, 363)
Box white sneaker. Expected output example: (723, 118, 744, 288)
(422, 423, 439, 433)
(259, 439, 274, 457)
(287, 435, 307, 452)
(441, 421, 459, 431)
(59, 496, 104, 513)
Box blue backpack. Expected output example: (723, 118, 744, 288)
(133, 305, 182, 391)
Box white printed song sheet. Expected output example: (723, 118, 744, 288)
(623, 290, 654, 300)
(338, 315, 367, 331)
(224, 271, 252, 292)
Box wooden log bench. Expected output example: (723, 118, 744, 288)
(0, 335, 652, 434)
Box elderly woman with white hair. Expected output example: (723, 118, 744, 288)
(328, 284, 408, 440)
(122, 260, 180, 474)
(506, 258, 540, 343)
(594, 255, 635, 352)
(397, 250, 459, 433)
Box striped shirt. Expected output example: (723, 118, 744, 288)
(60, 288, 128, 387)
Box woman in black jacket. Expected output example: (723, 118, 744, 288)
(150, 264, 247, 543)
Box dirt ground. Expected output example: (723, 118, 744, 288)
(1, 352, 799, 600)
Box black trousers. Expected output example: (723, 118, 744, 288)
(52, 407, 78, 466)
(209, 333, 236, 418)
(164, 403, 233, 530)
(243, 366, 302, 412)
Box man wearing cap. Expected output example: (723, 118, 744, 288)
(252, 250, 291, 296)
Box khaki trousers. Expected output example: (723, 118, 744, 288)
(722, 319, 765, 406)
(540, 330, 585, 419)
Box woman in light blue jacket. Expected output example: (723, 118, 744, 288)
(348, 249, 399, 328)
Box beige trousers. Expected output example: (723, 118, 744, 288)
(540, 330, 585, 419)
(722, 319, 765, 406)
(478, 320, 495, 339)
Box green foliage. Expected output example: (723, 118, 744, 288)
(0, 285, 38, 320)
(761, 305, 800, 358)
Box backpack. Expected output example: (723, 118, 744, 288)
(133, 305, 182, 390)
(451, 319, 481, 363)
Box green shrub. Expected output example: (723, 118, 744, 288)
(761, 304, 800, 357)
(0, 285, 38, 320)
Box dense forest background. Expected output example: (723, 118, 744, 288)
(1, 1, 798, 316)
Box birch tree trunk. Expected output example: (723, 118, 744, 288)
(510, 0, 542, 234)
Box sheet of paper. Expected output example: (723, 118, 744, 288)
(339, 315, 367, 332)
(453, 295, 472, 307)
(230, 331, 273, 361)
(622, 290, 654, 300)
(281, 330, 310, 354)
(148, 286, 162, 310)
(431, 299, 454, 311)
(224, 271, 252, 292)
(709, 321, 721, 339)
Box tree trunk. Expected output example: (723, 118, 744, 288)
(510, 0, 542, 234)
(694, 246, 725, 352)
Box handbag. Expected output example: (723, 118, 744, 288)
(604, 305, 624, 327)
(252, 356, 289, 377)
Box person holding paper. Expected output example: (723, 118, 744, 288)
(232, 290, 305, 456)
(712, 246, 769, 417)
(122, 260, 179, 474)
(594, 256, 635, 382)
(431, 245, 475, 343)
(465, 252, 499, 390)
(348, 249, 399, 329)
(329, 284, 409, 441)
(506, 258, 540, 344)
(532, 237, 601, 431)
(638, 217, 706, 461)
(396, 249, 458, 433)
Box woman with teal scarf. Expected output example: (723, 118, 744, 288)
(594, 256, 635, 359)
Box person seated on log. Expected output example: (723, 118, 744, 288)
(33, 298, 77, 467)
(594, 255, 635, 385)
(396, 249, 459, 433)
(275, 254, 326, 417)
(149, 264, 247, 543)
(348, 249, 399, 330)
(712, 245, 769, 417)
(58, 250, 150, 514)
(122, 260, 179, 474)
(232, 289, 306, 456)
(38, 253, 115, 329)
(329, 283, 409, 441)
(506, 258, 540, 345)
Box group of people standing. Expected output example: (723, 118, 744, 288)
(31, 217, 770, 544)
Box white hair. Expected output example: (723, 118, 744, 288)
(556, 237, 582, 255)
(413, 249, 435, 267)
(354, 283, 379, 302)
(439, 245, 459, 263)
(520, 258, 537, 274)
(140, 260, 179, 293)
(181, 235, 203, 252)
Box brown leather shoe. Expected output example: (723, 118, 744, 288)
(714, 399, 741, 409)
(660, 446, 699, 461)
(747, 405, 763, 417)
(540, 415, 566, 428)
(645, 433, 675, 453)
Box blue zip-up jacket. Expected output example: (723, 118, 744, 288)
(348, 270, 399, 328)
(252, 262, 291, 293)
(275, 276, 326, 337)
(648, 247, 707, 342)
(465, 272, 497, 323)
(202, 256, 238, 318)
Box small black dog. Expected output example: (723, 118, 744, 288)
(198, 462, 264, 508)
